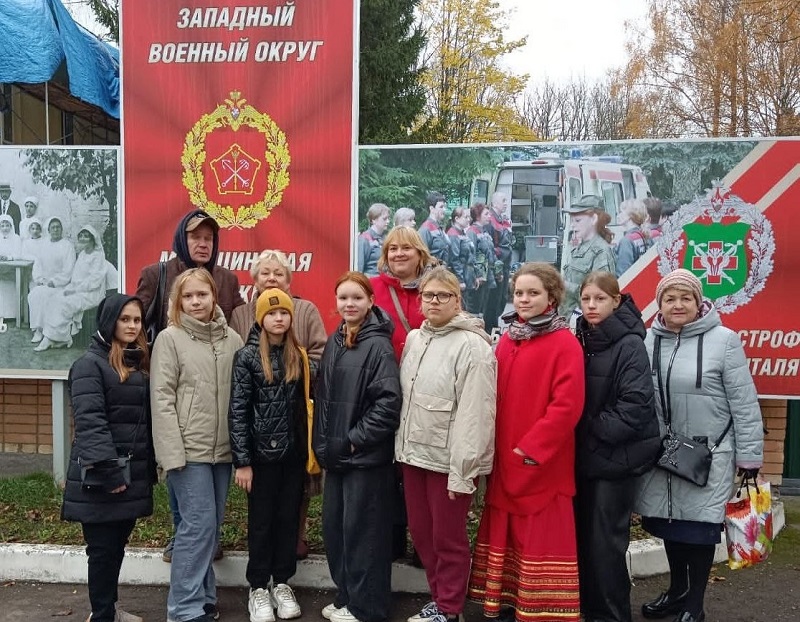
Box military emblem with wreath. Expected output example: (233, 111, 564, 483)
(182, 91, 290, 229)
(656, 182, 775, 314)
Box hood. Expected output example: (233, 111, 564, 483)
(335, 305, 395, 345)
(651, 299, 720, 339)
(172, 209, 219, 270)
(94, 293, 144, 343)
(420, 312, 491, 345)
(576, 293, 645, 352)
(77, 223, 104, 255)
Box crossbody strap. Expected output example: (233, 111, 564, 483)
(388, 286, 412, 334)
(655, 334, 732, 449)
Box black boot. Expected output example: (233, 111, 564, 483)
(641, 590, 689, 619)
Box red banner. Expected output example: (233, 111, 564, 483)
(620, 140, 800, 398)
(122, 1, 355, 328)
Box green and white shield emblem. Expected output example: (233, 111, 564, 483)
(682, 222, 750, 298)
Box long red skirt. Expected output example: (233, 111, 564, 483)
(468, 494, 580, 621)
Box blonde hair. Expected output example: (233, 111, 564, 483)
(620, 199, 648, 227)
(168, 268, 218, 327)
(419, 267, 461, 304)
(250, 249, 292, 283)
(377, 226, 432, 275)
(367, 203, 390, 223)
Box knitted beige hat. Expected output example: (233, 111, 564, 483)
(656, 268, 703, 306)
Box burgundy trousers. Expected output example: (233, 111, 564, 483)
(402, 464, 474, 615)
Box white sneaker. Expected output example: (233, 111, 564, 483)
(249, 587, 276, 622)
(271, 583, 302, 619)
(322, 603, 341, 619)
(114, 605, 143, 622)
(330, 606, 363, 622)
(407, 602, 440, 622)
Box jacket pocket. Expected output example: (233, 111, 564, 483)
(407, 392, 454, 449)
(177, 385, 196, 431)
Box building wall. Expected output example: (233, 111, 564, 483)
(0, 378, 790, 486)
(0, 379, 55, 454)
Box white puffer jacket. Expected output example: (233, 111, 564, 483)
(395, 313, 496, 494)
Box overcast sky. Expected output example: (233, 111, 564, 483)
(502, 0, 649, 84)
(66, 0, 650, 85)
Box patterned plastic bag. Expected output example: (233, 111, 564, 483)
(724, 477, 773, 569)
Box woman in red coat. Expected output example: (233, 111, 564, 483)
(468, 262, 585, 622)
(369, 226, 432, 361)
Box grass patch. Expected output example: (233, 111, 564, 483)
(0, 472, 649, 551)
(0, 472, 323, 551)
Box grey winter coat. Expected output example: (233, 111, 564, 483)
(634, 304, 763, 523)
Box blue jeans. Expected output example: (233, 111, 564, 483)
(167, 476, 182, 531)
(166, 462, 231, 622)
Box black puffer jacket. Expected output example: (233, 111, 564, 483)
(62, 294, 155, 523)
(575, 294, 661, 479)
(312, 306, 402, 472)
(229, 324, 306, 467)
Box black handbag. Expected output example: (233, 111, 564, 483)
(144, 260, 167, 346)
(79, 455, 132, 490)
(654, 335, 732, 487)
(78, 398, 144, 491)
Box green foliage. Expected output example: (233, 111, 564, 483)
(359, 0, 426, 144)
(21, 148, 118, 264)
(358, 147, 505, 223)
(417, 0, 535, 142)
(86, 0, 119, 42)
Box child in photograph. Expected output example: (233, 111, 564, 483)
(229, 288, 311, 622)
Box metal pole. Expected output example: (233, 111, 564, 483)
(51, 379, 70, 484)
(45, 82, 50, 144)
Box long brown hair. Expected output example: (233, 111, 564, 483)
(258, 316, 302, 383)
(335, 271, 374, 348)
(580, 270, 621, 298)
(109, 299, 150, 382)
(592, 210, 614, 243)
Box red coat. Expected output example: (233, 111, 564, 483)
(486, 327, 585, 515)
(370, 272, 425, 361)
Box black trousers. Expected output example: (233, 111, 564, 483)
(246, 457, 305, 588)
(323, 465, 394, 622)
(484, 270, 508, 332)
(575, 477, 635, 622)
(82, 519, 137, 622)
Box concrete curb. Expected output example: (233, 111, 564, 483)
(0, 502, 784, 592)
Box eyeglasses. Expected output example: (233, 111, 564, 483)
(421, 291, 454, 303)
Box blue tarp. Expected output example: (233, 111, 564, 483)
(0, 0, 120, 119)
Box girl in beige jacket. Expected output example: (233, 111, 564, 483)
(151, 268, 243, 622)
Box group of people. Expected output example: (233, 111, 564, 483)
(357, 191, 513, 333)
(62, 208, 764, 622)
(0, 192, 112, 351)
(560, 194, 675, 318)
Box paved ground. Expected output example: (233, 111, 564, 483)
(1, 455, 798, 621)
